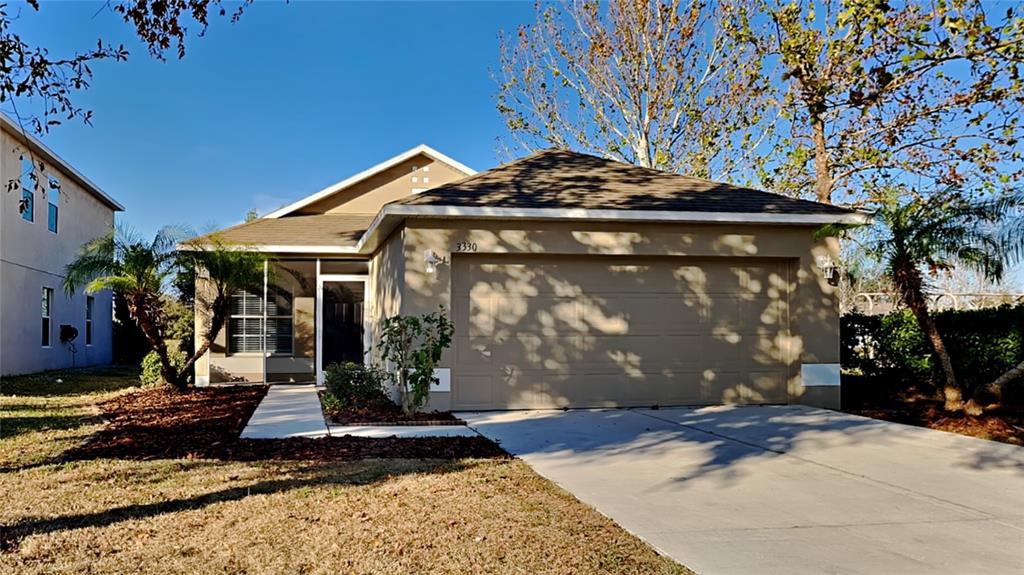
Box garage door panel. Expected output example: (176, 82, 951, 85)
(452, 374, 494, 409)
(452, 256, 794, 409)
(745, 370, 787, 403)
(477, 333, 710, 369)
(703, 370, 742, 403)
(454, 335, 493, 368)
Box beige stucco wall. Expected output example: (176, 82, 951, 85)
(299, 154, 468, 215)
(368, 227, 405, 362)
(0, 130, 116, 375)
(398, 219, 840, 411)
(194, 215, 840, 410)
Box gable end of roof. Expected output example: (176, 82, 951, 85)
(263, 144, 475, 219)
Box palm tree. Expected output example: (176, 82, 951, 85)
(65, 228, 266, 391)
(64, 227, 183, 388)
(983, 214, 1024, 402)
(175, 236, 267, 380)
(830, 189, 1023, 414)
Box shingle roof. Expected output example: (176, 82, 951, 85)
(198, 213, 375, 248)
(394, 148, 854, 216)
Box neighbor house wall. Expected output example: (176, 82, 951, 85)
(298, 155, 468, 215)
(0, 129, 115, 376)
(398, 219, 841, 410)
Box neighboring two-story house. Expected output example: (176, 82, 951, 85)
(0, 114, 124, 376)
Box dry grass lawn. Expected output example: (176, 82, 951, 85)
(0, 368, 690, 575)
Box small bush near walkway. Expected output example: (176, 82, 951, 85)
(139, 349, 188, 388)
(322, 362, 390, 409)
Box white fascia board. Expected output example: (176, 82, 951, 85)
(263, 144, 476, 219)
(0, 113, 125, 211)
(184, 205, 867, 255)
(178, 243, 359, 254)
(378, 204, 870, 226)
(351, 205, 870, 254)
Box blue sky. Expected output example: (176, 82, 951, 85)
(7, 0, 535, 235)
(7, 1, 1023, 288)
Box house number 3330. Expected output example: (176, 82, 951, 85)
(453, 241, 478, 252)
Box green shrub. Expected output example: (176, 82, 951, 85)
(841, 304, 1024, 396)
(139, 348, 187, 388)
(377, 307, 455, 413)
(876, 310, 933, 380)
(320, 390, 344, 414)
(323, 362, 390, 408)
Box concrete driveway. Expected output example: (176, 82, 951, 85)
(459, 406, 1024, 575)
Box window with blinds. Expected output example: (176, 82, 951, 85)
(227, 288, 293, 354)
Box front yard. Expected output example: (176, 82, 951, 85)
(0, 368, 689, 574)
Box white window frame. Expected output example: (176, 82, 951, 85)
(227, 287, 294, 356)
(315, 272, 370, 385)
(21, 157, 34, 223)
(85, 295, 94, 346)
(47, 178, 59, 234)
(41, 287, 53, 347)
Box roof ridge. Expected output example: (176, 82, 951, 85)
(474, 148, 850, 211)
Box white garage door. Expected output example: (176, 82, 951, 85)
(451, 255, 796, 410)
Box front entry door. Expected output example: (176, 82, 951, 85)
(316, 275, 367, 384)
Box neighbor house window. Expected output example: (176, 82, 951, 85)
(41, 287, 53, 346)
(228, 287, 293, 354)
(85, 296, 94, 345)
(47, 178, 59, 233)
(21, 157, 34, 222)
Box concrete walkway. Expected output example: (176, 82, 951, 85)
(241, 385, 329, 438)
(241, 385, 479, 439)
(460, 405, 1024, 575)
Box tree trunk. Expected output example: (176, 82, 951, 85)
(810, 113, 833, 204)
(177, 294, 229, 384)
(983, 359, 1024, 405)
(127, 293, 182, 392)
(398, 368, 414, 415)
(893, 260, 962, 411)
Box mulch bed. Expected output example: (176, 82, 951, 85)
(64, 386, 508, 462)
(847, 400, 1024, 446)
(323, 399, 465, 426)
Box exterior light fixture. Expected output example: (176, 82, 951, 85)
(424, 250, 448, 274)
(815, 255, 839, 286)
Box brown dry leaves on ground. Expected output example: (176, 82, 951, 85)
(849, 401, 1024, 446)
(322, 394, 465, 425)
(66, 386, 505, 461)
(0, 371, 690, 574)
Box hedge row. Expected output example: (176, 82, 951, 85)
(841, 304, 1024, 396)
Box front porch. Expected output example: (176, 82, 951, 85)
(196, 258, 376, 386)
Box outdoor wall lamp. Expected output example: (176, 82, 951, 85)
(815, 255, 840, 286)
(424, 249, 449, 274)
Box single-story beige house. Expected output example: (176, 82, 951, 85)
(192, 145, 866, 410)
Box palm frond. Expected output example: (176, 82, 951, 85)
(85, 275, 138, 295)
(64, 230, 117, 296)
(864, 187, 1021, 286)
(814, 222, 864, 240)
